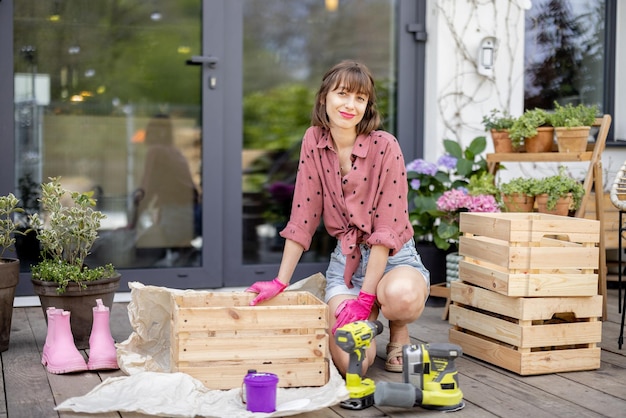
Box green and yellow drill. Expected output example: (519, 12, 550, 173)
(334, 320, 384, 410)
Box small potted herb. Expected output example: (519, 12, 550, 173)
(499, 177, 537, 212)
(482, 109, 517, 153)
(529, 166, 585, 215)
(509, 108, 553, 152)
(550, 101, 598, 153)
(29, 177, 120, 348)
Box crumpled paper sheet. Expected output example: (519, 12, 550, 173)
(56, 273, 349, 417)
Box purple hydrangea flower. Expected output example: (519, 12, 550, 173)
(410, 179, 421, 191)
(437, 154, 457, 170)
(406, 159, 437, 176)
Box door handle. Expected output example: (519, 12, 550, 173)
(186, 55, 219, 68)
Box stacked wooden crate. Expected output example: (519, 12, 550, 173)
(170, 291, 330, 389)
(449, 212, 603, 375)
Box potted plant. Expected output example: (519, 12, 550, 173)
(0, 193, 24, 352)
(499, 177, 537, 212)
(550, 101, 598, 153)
(509, 108, 554, 153)
(482, 109, 517, 153)
(29, 177, 120, 349)
(529, 166, 585, 216)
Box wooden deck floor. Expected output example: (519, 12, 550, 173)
(1, 287, 625, 418)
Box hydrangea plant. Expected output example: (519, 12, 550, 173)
(406, 136, 498, 250)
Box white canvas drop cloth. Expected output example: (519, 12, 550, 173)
(56, 274, 349, 417)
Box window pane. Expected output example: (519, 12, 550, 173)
(241, 0, 397, 264)
(13, 0, 203, 270)
(524, 0, 605, 112)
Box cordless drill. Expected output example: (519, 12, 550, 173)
(374, 343, 465, 411)
(334, 320, 384, 410)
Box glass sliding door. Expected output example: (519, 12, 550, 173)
(11, 0, 223, 295)
(6, 0, 424, 293)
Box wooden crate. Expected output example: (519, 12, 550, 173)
(449, 281, 602, 375)
(459, 212, 600, 297)
(170, 291, 329, 390)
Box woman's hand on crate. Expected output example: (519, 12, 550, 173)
(246, 278, 288, 306)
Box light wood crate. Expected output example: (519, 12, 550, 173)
(449, 281, 602, 375)
(170, 291, 330, 390)
(458, 212, 600, 297)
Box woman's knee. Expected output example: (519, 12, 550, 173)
(377, 267, 428, 316)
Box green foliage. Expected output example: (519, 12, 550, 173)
(0, 194, 25, 259)
(499, 177, 538, 196)
(468, 171, 498, 196)
(509, 108, 550, 146)
(482, 109, 516, 131)
(406, 136, 492, 251)
(28, 177, 117, 293)
(529, 166, 585, 211)
(243, 84, 314, 150)
(549, 101, 598, 127)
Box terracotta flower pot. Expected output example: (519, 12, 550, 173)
(502, 193, 535, 212)
(490, 129, 514, 153)
(535, 193, 571, 216)
(524, 127, 555, 153)
(555, 126, 591, 153)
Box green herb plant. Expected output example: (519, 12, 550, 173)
(482, 109, 516, 131)
(0, 193, 25, 259)
(499, 177, 538, 197)
(529, 166, 585, 211)
(549, 101, 598, 128)
(28, 177, 115, 293)
(508, 108, 550, 148)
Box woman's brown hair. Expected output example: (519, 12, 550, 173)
(311, 60, 381, 136)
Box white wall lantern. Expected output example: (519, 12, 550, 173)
(478, 36, 496, 77)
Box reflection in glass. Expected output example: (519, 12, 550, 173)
(241, 0, 397, 264)
(524, 0, 605, 111)
(13, 0, 202, 270)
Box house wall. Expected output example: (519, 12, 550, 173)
(424, 0, 626, 190)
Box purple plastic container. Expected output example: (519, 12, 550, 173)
(243, 372, 279, 412)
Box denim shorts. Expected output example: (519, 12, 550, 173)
(324, 238, 430, 303)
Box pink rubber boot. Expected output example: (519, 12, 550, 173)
(87, 299, 119, 370)
(42, 307, 62, 364)
(41, 309, 88, 374)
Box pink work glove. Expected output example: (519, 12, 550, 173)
(332, 290, 376, 334)
(246, 278, 288, 306)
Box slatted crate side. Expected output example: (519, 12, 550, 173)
(174, 304, 328, 332)
(177, 359, 330, 389)
(460, 212, 601, 244)
(449, 304, 602, 348)
(448, 328, 601, 375)
(175, 333, 328, 362)
(458, 259, 599, 297)
(172, 290, 325, 309)
(170, 290, 331, 389)
(450, 281, 603, 320)
(459, 235, 599, 271)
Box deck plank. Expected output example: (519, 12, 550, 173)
(2, 287, 625, 418)
(3, 308, 57, 417)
